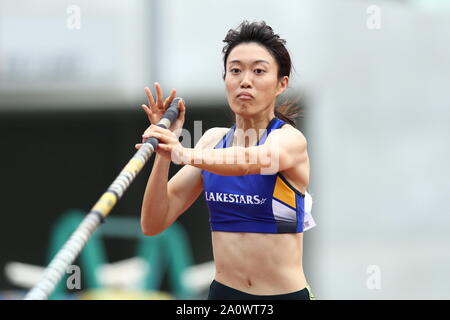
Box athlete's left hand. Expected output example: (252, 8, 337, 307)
(139, 124, 187, 164)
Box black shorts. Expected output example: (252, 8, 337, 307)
(207, 280, 314, 300)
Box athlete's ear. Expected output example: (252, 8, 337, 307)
(276, 76, 289, 97)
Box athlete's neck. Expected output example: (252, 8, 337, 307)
(234, 112, 275, 147)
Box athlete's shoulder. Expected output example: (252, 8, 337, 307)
(194, 127, 229, 149)
(276, 123, 307, 144)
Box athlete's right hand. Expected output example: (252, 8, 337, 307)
(141, 82, 186, 130)
(135, 82, 186, 150)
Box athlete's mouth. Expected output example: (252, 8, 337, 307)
(237, 92, 254, 100)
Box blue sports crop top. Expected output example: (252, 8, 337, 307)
(201, 117, 316, 234)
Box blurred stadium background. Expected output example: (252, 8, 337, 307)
(0, 0, 449, 299)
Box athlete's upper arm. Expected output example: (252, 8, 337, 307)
(258, 126, 307, 174)
(164, 127, 227, 226)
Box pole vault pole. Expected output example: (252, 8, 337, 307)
(24, 98, 182, 300)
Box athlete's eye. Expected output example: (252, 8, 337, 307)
(254, 68, 266, 75)
(230, 68, 241, 74)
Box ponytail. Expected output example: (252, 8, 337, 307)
(274, 100, 303, 128)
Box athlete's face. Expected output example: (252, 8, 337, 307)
(224, 42, 288, 118)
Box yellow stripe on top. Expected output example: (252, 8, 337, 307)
(124, 158, 144, 174)
(91, 192, 117, 217)
(273, 176, 296, 209)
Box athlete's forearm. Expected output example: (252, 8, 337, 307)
(141, 154, 171, 235)
(180, 145, 279, 176)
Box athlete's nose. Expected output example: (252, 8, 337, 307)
(240, 71, 252, 88)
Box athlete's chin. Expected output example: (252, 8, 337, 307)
(230, 102, 259, 117)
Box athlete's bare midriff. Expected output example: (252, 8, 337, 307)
(212, 231, 308, 295)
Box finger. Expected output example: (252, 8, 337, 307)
(142, 125, 155, 138)
(145, 87, 160, 115)
(143, 125, 154, 137)
(178, 99, 186, 121)
(144, 125, 169, 136)
(157, 144, 170, 151)
(171, 100, 186, 134)
(142, 126, 165, 139)
(142, 130, 163, 142)
(155, 82, 164, 108)
(145, 105, 158, 124)
(135, 143, 142, 149)
(142, 130, 162, 140)
(163, 89, 176, 109)
(144, 87, 156, 106)
(141, 104, 153, 123)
